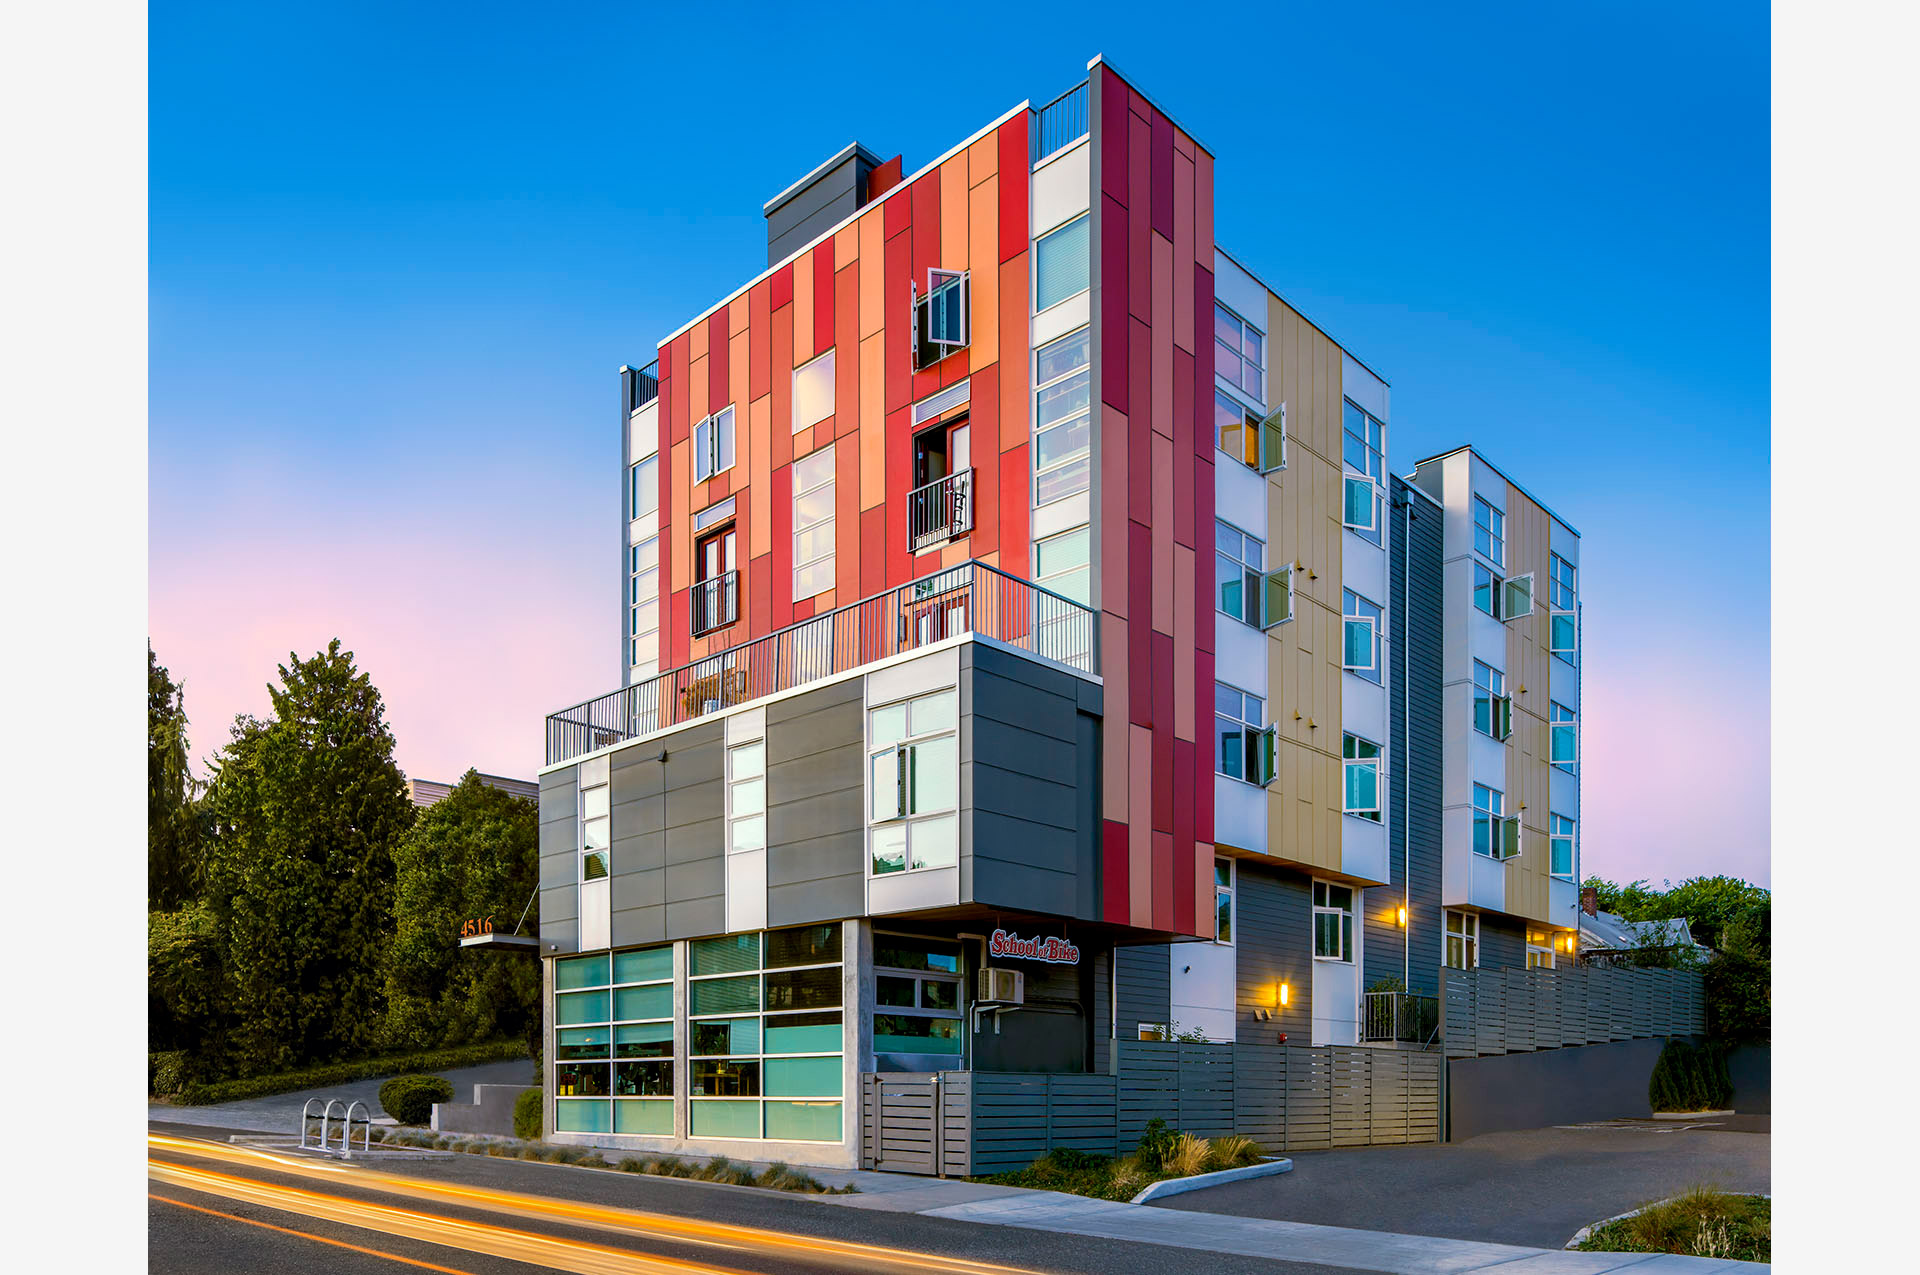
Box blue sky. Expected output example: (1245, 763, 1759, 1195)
(150, 1, 1769, 886)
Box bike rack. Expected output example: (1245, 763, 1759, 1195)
(340, 1101, 372, 1158)
(298, 1097, 371, 1158)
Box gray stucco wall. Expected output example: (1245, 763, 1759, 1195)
(1374, 475, 1445, 995)
(963, 644, 1103, 921)
(538, 766, 578, 956)
(1234, 861, 1315, 1043)
(1448, 1036, 1669, 1140)
(766, 677, 865, 925)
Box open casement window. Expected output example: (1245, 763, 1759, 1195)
(1493, 815, 1522, 861)
(1343, 475, 1377, 532)
(1254, 724, 1277, 787)
(1550, 703, 1577, 768)
(1492, 695, 1513, 741)
(1550, 611, 1577, 659)
(1256, 404, 1287, 474)
(693, 406, 736, 483)
(1342, 734, 1381, 820)
(1342, 614, 1377, 673)
(1259, 564, 1294, 629)
(1501, 572, 1534, 623)
(913, 270, 969, 369)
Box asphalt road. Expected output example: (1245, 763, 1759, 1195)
(149, 1124, 1369, 1275)
(1152, 1117, 1772, 1249)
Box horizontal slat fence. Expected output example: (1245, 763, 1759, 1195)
(1441, 966, 1706, 1059)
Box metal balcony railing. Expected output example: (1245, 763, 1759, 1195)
(626, 359, 659, 413)
(546, 560, 1098, 765)
(690, 570, 739, 637)
(1032, 80, 1089, 163)
(908, 468, 973, 551)
(1360, 991, 1441, 1047)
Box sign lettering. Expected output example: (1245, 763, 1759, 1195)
(458, 915, 495, 939)
(987, 928, 1080, 965)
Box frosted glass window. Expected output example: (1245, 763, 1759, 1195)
(1034, 214, 1090, 310)
(793, 350, 835, 431)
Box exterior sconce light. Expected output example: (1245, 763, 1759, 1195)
(1396, 906, 1408, 927)
(1278, 982, 1290, 1008)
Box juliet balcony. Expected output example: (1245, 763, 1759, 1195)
(546, 560, 1098, 766)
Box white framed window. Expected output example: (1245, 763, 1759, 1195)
(1473, 660, 1510, 740)
(1526, 929, 1557, 969)
(874, 933, 963, 1059)
(628, 536, 660, 676)
(1473, 783, 1520, 860)
(1445, 910, 1479, 969)
(1035, 525, 1091, 607)
(694, 405, 736, 482)
(1214, 858, 1234, 945)
(914, 270, 970, 368)
(1214, 302, 1265, 400)
(1343, 734, 1381, 822)
(1214, 389, 1283, 473)
(1034, 214, 1091, 311)
(1215, 521, 1265, 627)
(792, 445, 836, 601)
(1549, 553, 1577, 661)
(1214, 683, 1275, 786)
(1343, 590, 1382, 683)
(629, 454, 658, 520)
(1342, 400, 1384, 545)
(868, 689, 959, 875)
(1474, 561, 1533, 622)
(727, 739, 766, 855)
(1474, 561, 1500, 618)
(1343, 475, 1379, 536)
(793, 350, 835, 432)
(1033, 326, 1090, 506)
(579, 756, 610, 883)
(1549, 813, 1575, 880)
(1473, 495, 1505, 568)
(1312, 880, 1354, 962)
(1550, 701, 1577, 770)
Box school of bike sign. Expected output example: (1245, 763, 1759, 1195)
(987, 928, 1080, 965)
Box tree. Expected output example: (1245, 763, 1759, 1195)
(383, 771, 540, 1054)
(148, 901, 226, 1059)
(1581, 873, 1770, 953)
(149, 645, 204, 910)
(202, 642, 415, 1073)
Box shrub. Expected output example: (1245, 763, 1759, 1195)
(378, 1074, 455, 1126)
(1165, 1134, 1212, 1178)
(1135, 1118, 1176, 1171)
(1577, 1188, 1769, 1262)
(1649, 1040, 1733, 1112)
(619, 1158, 647, 1173)
(149, 1052, 199, 1099)
(1209, 1135, 1262, 1170)
(165, 1039, 528, 1105)
(513, 1087, 543, 1140)
(1107, 1156, 1152, 1200)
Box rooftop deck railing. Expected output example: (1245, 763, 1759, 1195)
(546, 560, 1098, 766)
(1031, 80, 1089, 163)
(626, 359, 660, 413)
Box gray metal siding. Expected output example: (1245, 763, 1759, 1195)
(1480, 912, 1527, 970)
(538, 767, 579, 955)
(1379, 475, 1445, 996)
(1235, 861, 1314, 1041)
(765, 151, 873, 266)
(766, 678, 866, 925)
(609, 745, 667, 946)
(1114, 945, 1170, 1037)
(963, 644, 1102, 920)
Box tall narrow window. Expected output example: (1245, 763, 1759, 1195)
(628, 537, 660, 676)
(1342, 400, 1384, 546)
(1214, 303, 1265, 399)
(1343, 590, 1382, 683)
(792, 351, 835, 432)
(629, 454, 658, 520)
(1214, 683, 1274, 785)
(1549, 552, 1578, 661)
(728, 739, 766, 855)
(1549, 813, 1576, 879)
(694, 406, 736, 482)
(868, 689, 960, 875)
(579, 757, 610, 883)
(1473, 660, 1510, 740)
(792, 445, 835, 601)
(1444, 911, 1479, 969)
(1035, 526, 1091, 606)
(1313, 881, 1354, 962)
(1215, 521, 1264, 626)
(1473, 495, 1504, 567)
(1033, 327, 1090, 505)
(1214, 859, 1234, 945)
(1034, 214, 1090, 310)
(1343, 734, 1381, 822)
(1550, 702, 1577, 769)
(693, 522, 738, 637)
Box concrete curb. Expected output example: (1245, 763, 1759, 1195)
(1564, 1192, 1771, 1250)
(1649, 1110, 1735, 1120)
(1130, 1156, 1292, 1204)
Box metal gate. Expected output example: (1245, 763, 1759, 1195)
(860, 1073, 959, 1174)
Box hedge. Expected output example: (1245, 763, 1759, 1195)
(379, 1074, 455, 1125)
(513, 1087, 543, 1141)
(154, 1039, 530, 1105)
(1648, 1038, 1734, 1112)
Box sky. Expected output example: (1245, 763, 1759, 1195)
(149, 1, 1769, 888)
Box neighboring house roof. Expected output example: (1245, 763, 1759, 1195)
(407, 773, 539, 809)
(1579, 910, 1704, 952)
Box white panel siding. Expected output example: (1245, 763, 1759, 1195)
(1169, 939, 1238, 1042)
(1215, 456, 1267, 541)
(579, 877, 611, 950)
(1032, 291, 1091, 348)
(868, 864, 960, 914)
(1342, 673, 1386, 742)
(1212, 252, 1267, 335)
(726, 848, 767, 933)
(1216, 619, 1268, 698)
(628, 401, 659, 464)
(1030, 139, 1091, 236)
(1466, 849, 1507, 913)
(1341, 816, 1390, 885)
(1341, 354, 1389, 422)
(1214, 775, 1266, 854)
(1311, 958, 1359, 1045)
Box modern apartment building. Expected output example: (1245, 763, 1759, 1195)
(537, 57, 1582, 1166)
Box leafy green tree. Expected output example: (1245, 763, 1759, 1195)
(383, 771, 540, 1054)
(149, 645, 205, 910)
(203, 642, 414, 1072)
(148, 901, 226, 1059)
(1704, 911, 1771, 1043)
(1582, 873, 1770, 953)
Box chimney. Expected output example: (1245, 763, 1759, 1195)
(1579, 886, 1598, 917)
(762, 143, 888, 267)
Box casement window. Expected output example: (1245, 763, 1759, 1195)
(1445, 911, 1479, 969)
(1214, 303, 1265, 400)
(1215, 859, 1234, 945)
(793, 350, 835, 433)
(1313, 880, 1355, 962)
(1035, 525, 1091, 607)
(792, 445, 836, 601)
(1342, 401, 1384, 545)
(629, 454, 658, 520)
(693, 406, 736, 483)
(1473, 783, 1521, 860)
(874, 934, 963, 1058)
(1549, 553, 1577, 661)
(1343, 590, 1383, 684)
(1526, 930, 1556, 970)
(1033, 327, 1091, 505)
(1215, 683, 1276, 786)
(1550, 702, 1577, 770)
(1473, 561, 1535, 622)
(914, 270, 970, 369)
(1034, 214, 1090, 311)
(579, 757, 610, 883)
(868, 689, 959, 875)
(628, 537, 660, 676)
(1215, 521, 1264, 626)
(1549, 813, 1575, 879)
(1473, 660, 1512, 740)
(727, 739, 766, 855)
(1474, 495, 1505, 568)
(1343, 734, 1382, 822)
(1214, 389, 1284, 473)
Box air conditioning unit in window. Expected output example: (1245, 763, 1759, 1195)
(977, 967, 1024, 1005)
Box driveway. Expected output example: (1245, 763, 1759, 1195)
(1151, 1117, 1771, 1250)
(146, 1059, 537, 1135)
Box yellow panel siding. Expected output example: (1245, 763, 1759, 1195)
(1504, 480, 1559, 926)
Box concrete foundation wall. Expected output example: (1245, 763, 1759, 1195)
(1726, 1043, 1771, 1114)
(1447, 1036, 1667, 1140)
(433, 1084, 536, 1137)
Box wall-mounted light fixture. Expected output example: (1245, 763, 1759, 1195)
(1278, 981, 1291, 1008)
(1396, 906, 1408, 928)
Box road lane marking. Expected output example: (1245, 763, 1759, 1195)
(151, 1194, 482, 1274)
(148, 1134, 1039, 1275)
